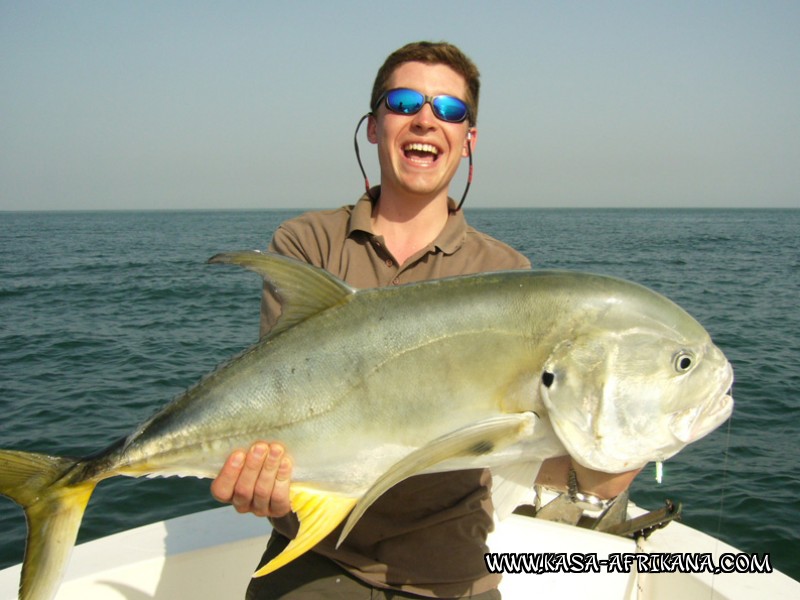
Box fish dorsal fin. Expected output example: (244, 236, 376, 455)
(337, 412, 538, 547)
(208, 251, 356, 336)
(252, 485, 357, 578)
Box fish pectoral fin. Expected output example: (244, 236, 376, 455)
(337, 412, 538, 547)
(252, 486, 357, 578)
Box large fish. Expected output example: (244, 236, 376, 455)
(0, 251, 733, 600)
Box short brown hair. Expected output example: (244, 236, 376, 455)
(370, 41, 480, 126)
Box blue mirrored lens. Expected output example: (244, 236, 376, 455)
(386, 89, 425, 115)
(384, 88, 468, 123)
(432, 96, 468, 122)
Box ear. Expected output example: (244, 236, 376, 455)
(366, 114, 378, 145)
(463, 127, 477, 158)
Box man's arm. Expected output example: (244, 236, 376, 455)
(536, 456, 641, 500)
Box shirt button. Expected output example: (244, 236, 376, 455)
(385, 259, 394, 267)
(392, 277, 400, 285)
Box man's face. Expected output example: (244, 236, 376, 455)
(367, 61, 476, 202)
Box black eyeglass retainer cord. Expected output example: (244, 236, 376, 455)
(353, 113, 473, 212)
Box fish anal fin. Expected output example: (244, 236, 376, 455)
(252, 486, 357, 578)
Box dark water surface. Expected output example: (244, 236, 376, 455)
(1, 209, 798, 581)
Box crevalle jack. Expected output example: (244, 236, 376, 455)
(0, 251, 733, 600)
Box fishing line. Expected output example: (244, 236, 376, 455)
(714, 416, 734, 533)
(710, 412, 735, 597)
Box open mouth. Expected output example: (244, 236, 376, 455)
(669, 367, 735, 443)
(403, 142, 440, 164)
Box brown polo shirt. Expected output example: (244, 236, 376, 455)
(260, 193, 530, 336)
(261, 192, 530, 597)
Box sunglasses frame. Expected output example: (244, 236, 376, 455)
(375, 87, 470, 124)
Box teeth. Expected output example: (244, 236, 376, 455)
(404, 142, 439, 155)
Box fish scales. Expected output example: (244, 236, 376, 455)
(0, 251, 733, 600)
(125, 271, 547, 477)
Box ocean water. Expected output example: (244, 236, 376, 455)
(0, 209, 798, 583)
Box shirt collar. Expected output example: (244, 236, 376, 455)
(347, 187, 467, 256)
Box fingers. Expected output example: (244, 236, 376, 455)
(210, 442, 293, 518)
(253, 447, 293, 517)
(210, 449, 247, 504)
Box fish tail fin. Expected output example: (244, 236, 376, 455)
(0, 450, 96, 600)
(252, 485, 357, 578)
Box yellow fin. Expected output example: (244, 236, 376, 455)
(252, 485, 357, 578)
(0, 450, 96, 600)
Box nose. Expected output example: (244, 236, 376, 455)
(410, 102, 437, 130)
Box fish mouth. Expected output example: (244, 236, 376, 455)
(669, 365, 734, 443)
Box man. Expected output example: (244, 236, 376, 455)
(211, 42, 638, 599)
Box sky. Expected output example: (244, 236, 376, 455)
(2, 1, 799, 211)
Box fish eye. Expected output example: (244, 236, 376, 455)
(674, 352, 695, 373)
(542, 371, 555, 388)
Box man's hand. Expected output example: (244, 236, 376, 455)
(210, 442, 293, 518)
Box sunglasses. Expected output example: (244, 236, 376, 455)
(375, 88, 470, 123)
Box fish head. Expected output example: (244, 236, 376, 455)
(539, 282, 734, 473)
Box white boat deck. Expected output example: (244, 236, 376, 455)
(1, 506, 797, 599)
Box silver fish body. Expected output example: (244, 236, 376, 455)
(0, 251, 733, 599)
